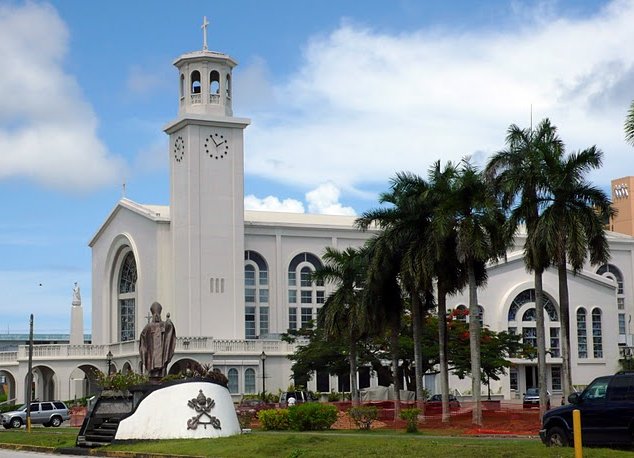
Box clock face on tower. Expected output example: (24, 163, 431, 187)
(173, 136, 185, 162)
(204, 132, 230, 160)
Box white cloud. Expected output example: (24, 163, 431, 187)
(244, 195, 305, 213)
(243, 0, 634, 193)
(306, 183, 356, 215)
(126, 63, 171, 96)
(245, 183, 356, 215)
(0, 3, 123, 191)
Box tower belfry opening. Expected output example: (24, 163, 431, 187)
(172, 17, 237, 117)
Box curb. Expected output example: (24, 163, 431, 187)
(0, 443, 56, 453)
(0, 444, 202, 458)
(57, 448, 204, 458)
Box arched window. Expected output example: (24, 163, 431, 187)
(508, 289, 558, 321)
(597, 264, 623, 294)
(228, 368, 239, 393)
(244, 368, 256, 393)
(179, 74, 185, 99)
(454, 304, 483, 325)
(244, 251, 269, 339)
(226, 73, 231, 99)
(592, 308, 603, 358)
(288, 252, 324, 330)
(210, 70, 220, 103)
(118, 251, 137, 342)
(577, 308, 588, 358)
(454, 305, 468, 322)
(507, 289, 560, 355)
(190, 70, 201, 96)
(597, 264, 626, 339)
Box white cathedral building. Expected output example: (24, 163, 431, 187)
(1, 37, 634, 405)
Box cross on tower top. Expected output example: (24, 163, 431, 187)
(201, 16, 209, 51)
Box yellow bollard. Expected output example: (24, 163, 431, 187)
(573, 409, 582, 458)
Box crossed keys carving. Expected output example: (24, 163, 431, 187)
(187, 389, 222, 430)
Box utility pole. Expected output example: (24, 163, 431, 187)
(26, 314, 34, 432)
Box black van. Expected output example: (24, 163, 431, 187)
(541, 371, 634, 446)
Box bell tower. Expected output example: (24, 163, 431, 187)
(164, 18, 250, 339)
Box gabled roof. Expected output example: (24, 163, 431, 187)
(488, 250, 618, 290)
(88, 199, 170, 247)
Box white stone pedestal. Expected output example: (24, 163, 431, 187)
(115, 381, 240, 440)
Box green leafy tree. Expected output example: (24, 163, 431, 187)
(284, 326, 350, 390)
(532, 146, 614, 401)
(486, 119, 562, 419)
(448, 310, 526, 400)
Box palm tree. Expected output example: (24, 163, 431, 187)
(425, 161, 468, 422)
(486, 119, 563, 420)
(362, 232, 407, 419)
(532, 147, 614, 401)
(626, 100, 634, 146)
(455, 162, 507, 425)
(435, 160, 508, 425)
(313, 246, 368, 407)
(357, 172, 436, 413)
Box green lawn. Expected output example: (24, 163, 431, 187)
(2, 429, 634, 457)
(0, 427, 76, 448)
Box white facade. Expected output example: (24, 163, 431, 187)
(1, 40, 634, 406)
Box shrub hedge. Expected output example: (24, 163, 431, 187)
(258, 408, 290, 430)
(400, 408, 421, 433)
(348, 405, 378, 430)
(288, 403, 338, 431)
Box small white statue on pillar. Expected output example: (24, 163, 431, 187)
(70, 282, 84, 345)
(72, 282, 81, 306)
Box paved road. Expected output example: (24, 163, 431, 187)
(0, 450, 78, 457)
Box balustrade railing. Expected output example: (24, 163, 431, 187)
(191, 93, 202, 104)
(1, 337, 299, 364)
(209, 94, 220, 104)
(0, 351, 17, 362)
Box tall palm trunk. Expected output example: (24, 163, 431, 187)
(557, 258, 573, 403)
(535, 271, 548, 420)
(437, 282, 450, 423)
(468, 263, 482, 426)
(411, 292, 425, 410)
(390, 321, 401, 420)
(349, 326, 360, 407)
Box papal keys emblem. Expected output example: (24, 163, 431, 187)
(186, 389, 222, 430)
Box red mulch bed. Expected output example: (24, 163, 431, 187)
(248, 401, 541, 436)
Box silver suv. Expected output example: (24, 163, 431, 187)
(1, 401, 70, 428)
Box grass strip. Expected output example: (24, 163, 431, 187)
(2, 429, 634, 457)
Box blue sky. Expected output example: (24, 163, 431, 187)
(1, 0, 632, 334)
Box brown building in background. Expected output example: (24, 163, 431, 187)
(610, 176, 634, 236)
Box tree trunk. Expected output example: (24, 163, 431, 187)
(437, 281, 450, 423)
(390, 321, 401, 420)
(557, 259, 573, 404)
(349, 328, 360, 407)
(411, 291, 425, 410)
(468, 263, 482, 426)
(535, 271, 549, 421)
